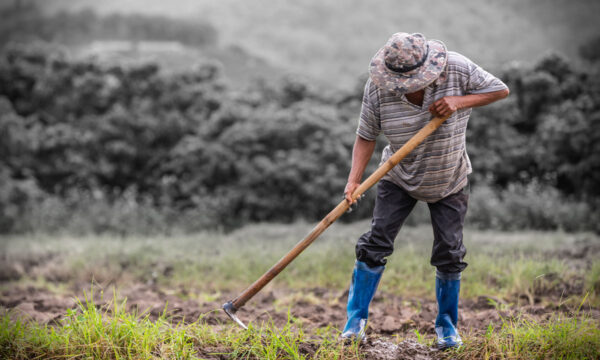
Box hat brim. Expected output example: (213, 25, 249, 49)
(369, 39, 447, 94)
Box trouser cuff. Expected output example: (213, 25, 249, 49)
(436, 269, 461, 280)
(356, 260, 385, 273)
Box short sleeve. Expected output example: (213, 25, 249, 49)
(465, 59, 508, 94)
(356, 78, 381, 141)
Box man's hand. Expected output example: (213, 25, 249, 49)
(344, 181, 360, 205)
(429, 96, 463, 117)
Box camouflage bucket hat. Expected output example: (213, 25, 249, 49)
(369, 32, 447, 94)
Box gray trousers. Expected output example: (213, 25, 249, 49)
(356, 180, 468, 273)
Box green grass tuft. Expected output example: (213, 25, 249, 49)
(3, 293, 599, 359)
(455, 312, 600, 360)
(0, 290, 358, 359)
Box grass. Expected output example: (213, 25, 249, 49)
(454, 312, 600, 360)
(2, 221, 594, 304)
(1, 222, 599, 358)
(1, 292, 598, 359)
(0, 290, 354, 359)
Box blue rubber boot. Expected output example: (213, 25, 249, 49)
(435, 271, 463, 349)
(341, 261, 384, 342)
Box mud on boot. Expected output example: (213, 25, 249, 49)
(340, 318, 367, 344)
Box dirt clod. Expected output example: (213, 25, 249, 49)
(362, 338, 440, 360)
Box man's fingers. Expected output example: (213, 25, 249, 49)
(436, 103, 447, 112)
(345, 191, 364, 205)
(344, 193, 354, 213)
(431, 98, 458, 117)
(344, 182, 360, 206)
(436, 101, 456, 116)
(344, 194, 353, 204)
(345, 193, 365, 213)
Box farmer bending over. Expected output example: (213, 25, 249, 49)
(342, 32, 509, 348)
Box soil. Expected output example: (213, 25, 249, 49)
(2, 282, 598, 360)
(2, 233, 599, 359)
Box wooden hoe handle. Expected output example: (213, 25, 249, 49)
(223, 116, 449, 323)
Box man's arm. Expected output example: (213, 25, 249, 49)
(429, 89, 510, 118)
(344, 135, 377, 205)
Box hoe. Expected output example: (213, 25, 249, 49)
(223, 115, 449, 329)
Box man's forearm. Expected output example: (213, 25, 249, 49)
(457, 89, 510, 109)
(348, 135, 376, 183)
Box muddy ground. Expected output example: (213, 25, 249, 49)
(2, 281, 598, 359)
(2, 232, 599, 359)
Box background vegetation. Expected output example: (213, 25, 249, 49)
(1, 3, 599, 234)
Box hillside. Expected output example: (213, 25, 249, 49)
(38, 0, 600, 89)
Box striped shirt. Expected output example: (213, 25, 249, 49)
(357, 51, 508, 202)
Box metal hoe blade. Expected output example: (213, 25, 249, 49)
(222, 301, 248, 329)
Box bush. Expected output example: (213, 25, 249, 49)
(23, 188, 221, 236)
(467, 182, 598, 232)
(0, 169, 42, 233)
(0, 44, 599, 234)
(0, 46, 358, 233)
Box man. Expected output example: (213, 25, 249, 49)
(341, 32, 509, 349)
